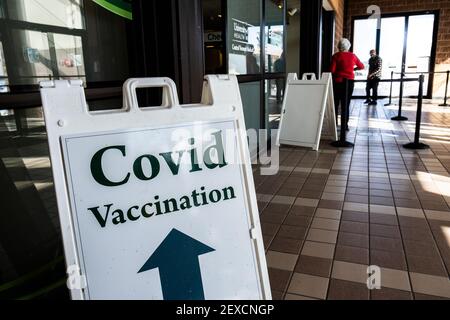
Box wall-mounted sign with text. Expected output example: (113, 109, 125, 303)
(230, 18, 256, 55)
(228, 17, 261, 74)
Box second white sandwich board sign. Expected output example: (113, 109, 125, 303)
(277, 73, 338, 150)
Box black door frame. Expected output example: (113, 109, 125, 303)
(221, 0, 287, 131)
(351, 10, 440, 99)
(321, 9, 335, 73)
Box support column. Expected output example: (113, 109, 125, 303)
(321, 9, 335, 73)
(300, 0, 323, 78)
(130, 0, 205, 104)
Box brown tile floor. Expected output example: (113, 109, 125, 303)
(256, 98, 450, 300)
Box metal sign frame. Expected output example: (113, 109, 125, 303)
(277, 72, 337, 151)
(40, 75, 271, 300)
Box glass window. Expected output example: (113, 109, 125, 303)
(53, 33, 85, 81)
(379, 17, 405, 96)
(352, 19, 377, 96)
(353, 18, 377, 77)
(227, 0, 262, 75)
(353, 14, 437, 97)
(10, 29, 53, 85)
(4, 29, 87, 86)
(405, 14, 435, 96)
(0, 0, 131, 89)
(265, 78, 284, 130)
(265, 0, 284, 73)
(5, 0, 84, 29)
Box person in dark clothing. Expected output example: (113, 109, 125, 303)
(274, 52, 285, 102)
(365, 49, 382, 105)
(331, 38, 365, 131)
(246, 52, 260, 74)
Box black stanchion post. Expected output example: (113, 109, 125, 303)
(404, 75, 429, 150)
(385, 70, 394, 106)
(391, 71, 408, 121)
(331, 79, 354, 148)
(439, 70, 449, 107)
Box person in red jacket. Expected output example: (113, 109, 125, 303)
(330, 38, 365, 131)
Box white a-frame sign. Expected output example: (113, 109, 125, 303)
(277, 73, 337, 150)
(40, 75, 271, 300)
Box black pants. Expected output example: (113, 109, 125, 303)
(333, 79, 354, 129)
(276, 78, 285, 102)
(366, 78, 380, 101)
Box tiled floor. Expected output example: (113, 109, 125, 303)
(0, 113, 66, 299)
(255, 98, 450, 300)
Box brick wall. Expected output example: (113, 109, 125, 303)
(330, 0, 345, 53)
(344, 0, 450, 97)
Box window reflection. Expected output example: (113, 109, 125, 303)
(11, 29, 53, 85)
(265, 0, 284, 73)
(203, 0, 225, 74)
(53, 34, 85, 80)
(0, 0, 130, 91)
(353, 14, 436, 97)
(227, 0, 262, 75)
(405, 14, 435, 96)
(6, 30, 86, 85)
(5, 0, 84, 29)
(266, 79, 284, 130)
(265, 26, 284, 73)
(0, 41, 8, 92)
(352, 19, 377, 96)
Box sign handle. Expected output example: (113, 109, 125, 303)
(123, 78, 180, 111)
(302, 73, 317, 81)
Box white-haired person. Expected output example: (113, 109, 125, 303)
(330, 38, 364, 131)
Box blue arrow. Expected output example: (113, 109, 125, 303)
(138, 228, 215, 300)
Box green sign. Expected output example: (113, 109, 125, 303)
(93, 0, 132, 20)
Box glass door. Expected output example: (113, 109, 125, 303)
(264, 0, 285, 131)
(404, 14, 435, 96)
(352, 18, 377, 96)
(378, 16, 405, 97)
(7, 28, 86, 85)
(203, 0, 285, 138)
(352, 12, 438, 98)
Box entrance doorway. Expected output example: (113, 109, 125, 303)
(352, 11, 439, 98)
